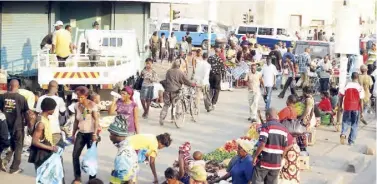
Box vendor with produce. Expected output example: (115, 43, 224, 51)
(209, 139, 254, 184)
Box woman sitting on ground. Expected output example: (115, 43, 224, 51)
(314, 91, 334, 124)
(209, 139, 254, 184)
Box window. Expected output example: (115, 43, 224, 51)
(110, 38, 117, 47)
(161, 23, 180, 31)
(102, 38, 109, 46)
(201, 25, 215, 33)
(172, 23, 179, 31)
(258, 27, 274, 35)
(117, 38, 123, 47)
(160, 23, 169, 30)
(277, 28, 287, 35)
(237, 26, 257, 35)
(180, 24, 199, 32)
(102, 37, 122, 47)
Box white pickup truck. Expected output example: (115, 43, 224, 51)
(37, 29, 142, 109)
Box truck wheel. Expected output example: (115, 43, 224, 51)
(201, 40, 208, 50)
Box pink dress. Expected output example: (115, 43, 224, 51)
(116, 100, 137, 134)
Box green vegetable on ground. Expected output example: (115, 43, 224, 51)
(203, 149, 237, 163)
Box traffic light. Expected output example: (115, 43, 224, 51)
(249, 15, 254, 23)
(170, 10, 180, 20)
(243, 13, 249, 24)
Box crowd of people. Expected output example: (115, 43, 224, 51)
(0, 25, 376, 184)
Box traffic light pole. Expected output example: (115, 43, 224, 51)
(169, 3, 173, 34)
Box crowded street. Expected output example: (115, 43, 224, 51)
(0, 0, 376, 184)
(0, 77, 375, 184)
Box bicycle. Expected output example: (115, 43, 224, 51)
(183, 86, 199, 122)
(168, 86, 199, 128)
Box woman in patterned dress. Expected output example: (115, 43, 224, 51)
(279, 134, 300, 184)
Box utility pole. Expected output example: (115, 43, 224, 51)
(208, 0, 217, 51)
(169, 3, 173, 34)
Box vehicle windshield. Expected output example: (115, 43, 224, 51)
(201, 25, 226, 34)
(294, 43, 330, 59)
(258, 27, 274, 36)
(160, 23, 180, 31)
(237, 26, 257, 35)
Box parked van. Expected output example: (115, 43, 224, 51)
(293, 40, 335, 60)
(157, 18, 227, 48)
(234, 24, 293, 48)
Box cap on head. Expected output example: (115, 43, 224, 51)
(54, 20, 63, 27)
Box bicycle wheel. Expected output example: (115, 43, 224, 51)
(190, 97, 199, 122)
(174, 99, 186, 128)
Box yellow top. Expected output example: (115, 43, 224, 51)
(41, 116, 53, 145)
(53, 29, 71, 58)
(127, 134, 158, 157)
(18, 89, 35, 110)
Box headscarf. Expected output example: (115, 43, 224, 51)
(121, 86, 134, 102)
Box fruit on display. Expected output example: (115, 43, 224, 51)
(246, 123, 261, 140)
(294, 102, 306, 117)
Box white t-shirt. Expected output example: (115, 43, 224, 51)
(168, 36, 177, 49)
(85, 29, 102, 51)
(161, 38, 166, 48)
(194, 59, 211, 86)
(261, 64, 278, 87)
(36, 95, 66, 134)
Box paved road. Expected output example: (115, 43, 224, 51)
(1, 62, 376, 184)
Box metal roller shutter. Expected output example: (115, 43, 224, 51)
(115, 2, 147, 47)
(1, 2, 48, 76)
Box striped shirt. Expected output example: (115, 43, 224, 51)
(258, 119, 288, 170)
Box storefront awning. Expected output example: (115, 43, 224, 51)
(111, 0, 201, 4)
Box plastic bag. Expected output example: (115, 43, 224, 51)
(36, 147, 64, 184)
(137, 149, 148, 164)
(81, 144, 98, 176)
(281, 119, 307, 135)
(133, 90, 143, 110)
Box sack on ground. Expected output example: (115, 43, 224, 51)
(36, 147, 64, 184)
(81, 144, 98, 176)
(281, 119, 307, 135)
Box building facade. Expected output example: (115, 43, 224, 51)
(151, 0, 376, 36)
(0, 1, 151, 76)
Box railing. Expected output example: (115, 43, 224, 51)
(37, 49, 131, 68)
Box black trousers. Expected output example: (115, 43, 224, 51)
(72, 132, 96, 180)
(0, 121, 9, 154)
(209, 73, 221, 105)
(57, 56, 67, 67)
(319, 78, 330, 92)
(279, 76, 297, 97)
(8, 129, 24, 172)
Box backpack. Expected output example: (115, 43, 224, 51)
(343, 86, 361, 111)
